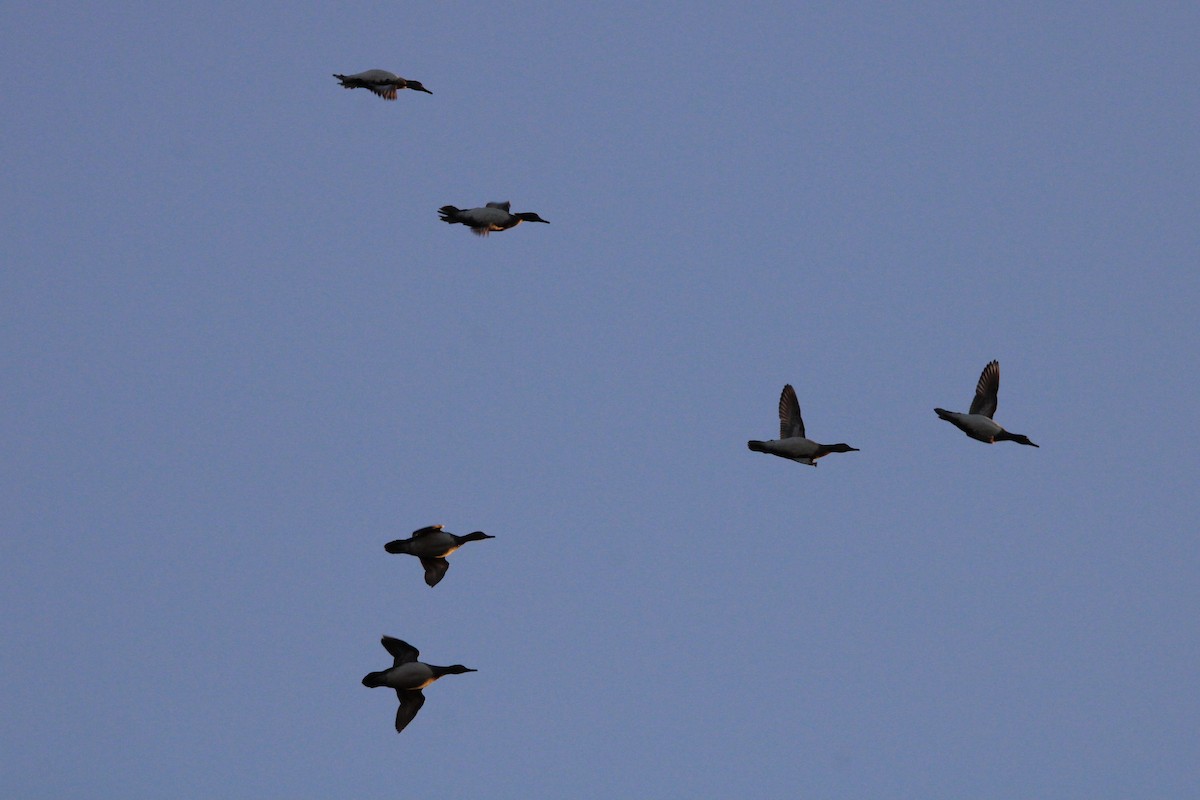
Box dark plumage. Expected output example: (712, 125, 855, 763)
(384, 525, 494, 587)
(438, 202, 550, 236)
(361, 637, 476, 734)
(333, 70, 432, 100)
(747, 384, 860, 466)
(934, 360, 1039, 447)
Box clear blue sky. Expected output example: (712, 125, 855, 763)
(3, 3, 1198, 797)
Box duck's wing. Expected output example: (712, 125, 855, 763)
(381, 636, 420, 665)
(335, 70, 400, 99)
(485, 201, 511, 212)
(969, 360, 1000, 418)
(778, 384, 805, 439)
(393, 689, 426, 733)
(411, 525, 444, 537)
(421, 557, 450, 587)
(365, 84, 398, 100)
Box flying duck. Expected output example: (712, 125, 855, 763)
(332, 70, 432, 100)
(384, 524, 494, 587)
(438, 202, 549, 236)
(747, 384, 859, 466)
(362, 637, 476, 734)
(935, 360, 1039, 447)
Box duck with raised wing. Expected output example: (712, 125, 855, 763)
(362, 637, 476, 734)
(438, 202, 549, 236)
(747, 384, 859, 466)
(384, 524, 494, 587)
(935, 360, 1038, 447)
(333, 70, 432, 99)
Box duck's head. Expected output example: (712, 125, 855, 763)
(362, 670, 388, 688)
(438, 665, 477, 676)
(826, 443, 860, 453)
(999, 432, 1039, 447)
(515, 212, 549, 224)
(406, 80, 432, 94)
(461, 531, 495, 543)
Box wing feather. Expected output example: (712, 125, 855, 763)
(365, 84, 398, 100)
(970, 361, 1000, 418)
(421, 557, 450, 587)
(393, 689, 426, 733)
(778, 384, 805, 439)
(381, 636, 420, 665)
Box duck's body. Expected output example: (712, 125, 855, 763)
(384, 525, 494, 587)
(362, 636, 476, 734)
(935, 360, 1038, 447)
(747, 437, 856, 466)
(747, 384, 859, 467)
(438, 202, 549, 236)
(934, 409, 1014, 443)
(333, 70, 432, 100)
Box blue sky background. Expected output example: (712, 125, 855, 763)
(3, 2, 1198, 797)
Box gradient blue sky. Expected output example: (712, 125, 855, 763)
(3, 3, 1198, 797)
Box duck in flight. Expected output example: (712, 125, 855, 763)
(384, 525, 494, 587)
(362, 637, 476, 734)
(934, 360, 1039, 447)
(333, 70, 432, 100)
(747, 384, 859, 466)
(438, 202, 549, 236)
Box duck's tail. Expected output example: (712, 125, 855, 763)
(438, 205, 461, 224)
(747, 440, 768, 453)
